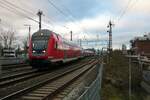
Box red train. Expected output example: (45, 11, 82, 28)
(82, 49, 95, 56)
(28, 29, 95, 69)
(28, 29, 81, 68)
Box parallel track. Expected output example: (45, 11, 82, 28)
(0, 69, 45, 88)
(1, 63, 31, 76)
(0, 58, 97, 100)
(1, 66, 33, 77)
(2, 63, 29, 70)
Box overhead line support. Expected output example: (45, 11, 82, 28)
(107, 20, 114, 62)
(37, 10, 43, 31)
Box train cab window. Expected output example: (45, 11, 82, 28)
(32, 36, 49, 51)
(57, 36, 59, 40)
(56, 34, 59, 40)
(55, 42, 58, 49)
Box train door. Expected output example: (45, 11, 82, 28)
(54, 40, 59, 58)
(52, 34, 58, 59)
(56, 35, 62, 59)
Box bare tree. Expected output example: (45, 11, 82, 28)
(0, 30, 16, 48)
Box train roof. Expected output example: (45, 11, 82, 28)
(33, 29, 52, 37)
(33, 29, 62, 38)
(33, 29, 81, 48)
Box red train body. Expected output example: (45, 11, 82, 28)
(82, 49, 95, 56)
(28, 29, 82, 68)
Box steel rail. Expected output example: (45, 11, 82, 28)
(0, 59, 96, 100)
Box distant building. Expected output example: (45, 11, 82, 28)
(130, 33, 150, 56)
(2, 48, 16, 57)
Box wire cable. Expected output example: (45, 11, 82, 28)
(115, 0, 139, 24)
(47, 0, 88, 36)
(117, 0, 132, 22)
(0, 1, 39, 23)
(3, 0, 35, 16)
(0, 0, 54, 28)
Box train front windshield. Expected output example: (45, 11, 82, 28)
(31, 30, 51, 54)
(32, 40, 47, 51)
(32, 34, 50, 52)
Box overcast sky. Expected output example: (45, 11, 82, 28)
(0, 0, 149, 49)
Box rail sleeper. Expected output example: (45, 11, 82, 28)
(19, 61, 96, 100)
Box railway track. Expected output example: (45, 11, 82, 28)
(0, 58, 98, 100)
(0, 58, 93, 87)
(2, 63, 29, 70)
(1, 66, 33, 77)
(1, 63, 31, 76)
(0, 69, 44, 88)
(0, 58, 95, 99)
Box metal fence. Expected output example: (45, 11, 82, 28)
(77, 63, 103, 100)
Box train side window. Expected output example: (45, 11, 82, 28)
(56, 34, 59, 40)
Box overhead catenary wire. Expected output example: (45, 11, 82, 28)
(6, 0, 70, 32)
(52, 0, 89, 33)
(3, 0, 35, 16)
(1, 0, 86, 41)
(0, 0, 54, 28)
(115, 0, 139, 25)
(127, 0, 139, 12)
(16, 0, 69, 30)
(47, 0, 68, 19)
(51, 0, 82, 27)
(117, 0, 132, 22)
(47, 0, 88, 32)
(47, 0, 74, 25)
(0, 1, 39, 23)
(15, 0, 56, 28)
(2, 0, 84, 36)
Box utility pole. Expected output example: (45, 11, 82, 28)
(129, 53, 132, 100)
(37, 10, 43, 31)
(24, 24, 31, 43)
(79, 39, 82, 47)
(107, 20, 114, 62)
(96, 34, 99, 49)
(70, 31, 72, 41)
(0, 18, 1, 76)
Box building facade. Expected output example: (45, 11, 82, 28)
(130, 33, 150, 56)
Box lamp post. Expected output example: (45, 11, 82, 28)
(128, 52, 132, 100)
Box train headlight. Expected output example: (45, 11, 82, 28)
(42, 50, 46, 53)
(32, 50, 36, 53)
